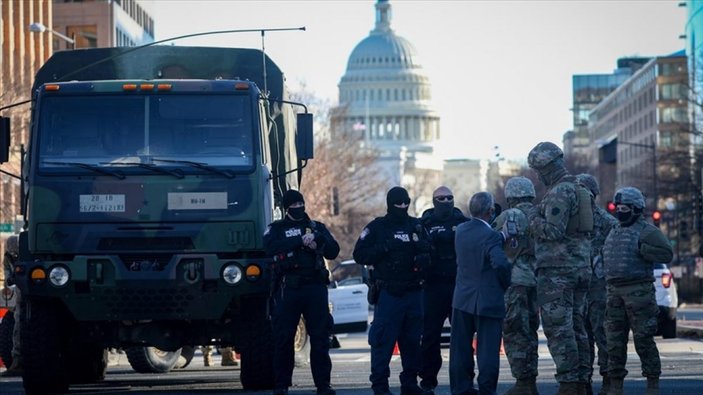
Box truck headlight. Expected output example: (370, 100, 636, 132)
(49, 266, 70, 287)
(222, 264, 243, 285)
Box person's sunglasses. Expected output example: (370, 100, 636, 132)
(393, 200, 410, 206)
(434, 195, 453, 202)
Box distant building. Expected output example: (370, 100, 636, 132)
(53, 0, 154, 50)
(0, 0, 53, 230)
(684, 0, 703, 242)
(442, 159, 483, 213)
(590, 52, 697, 260)
(564, 58, 649, 165)
(334, 0, 441, 208)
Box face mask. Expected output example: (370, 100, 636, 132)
(287, 206, 306, 221)
(388, 204, 409, 219)
(433, 201, 453, 218)
(616, 211, 640, 226)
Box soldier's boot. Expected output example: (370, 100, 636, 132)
(221, 347, 237, 366)
(645, 377, 659, 395)
(606, 377, 624, 395)
(503, 377, 537, 395)
(598, 375, 611, 395)
(583, 381, 593, 395)
(203, 351, 211, 367)
(555, 382, 580, 395)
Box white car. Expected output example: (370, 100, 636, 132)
(328, 260, 369, 334)
(654, 263, 678, 339)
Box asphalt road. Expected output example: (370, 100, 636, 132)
(2, 330, 703, 395)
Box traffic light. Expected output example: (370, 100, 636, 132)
(652, 210, 662, 227)
(606, 201, 616, 215)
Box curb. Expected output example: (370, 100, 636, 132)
(677, 324, 703, 339)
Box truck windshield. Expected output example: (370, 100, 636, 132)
(37, 94, 254, 171)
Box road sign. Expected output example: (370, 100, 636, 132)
(0, 223, 13, 232)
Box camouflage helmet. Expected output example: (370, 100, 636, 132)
(527, 142, 564, 169)
(576, 174, 600, 197)
(504, 176, 536, 199)
(613, 187, 645, 209)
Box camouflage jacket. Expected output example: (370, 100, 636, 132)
(590, 206, 618, 278)
(492, 202, 536, 287)
(529, 175, 591, 269)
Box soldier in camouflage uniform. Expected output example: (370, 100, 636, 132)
(576, 174, 618, 395)
(492, 177, 540, 395)
(602, 187, 672, 395)
(1, 235, 21, 377)
(527, 142, 592, 395)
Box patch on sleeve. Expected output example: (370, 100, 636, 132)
(551, 207, 561, 216)
(264, 225, 271, 236)
(360, 227, 370, 240)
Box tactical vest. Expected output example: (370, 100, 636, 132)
(603, 221, 653, 284)
(423, 213, 464, 281)
(374, 218, 423, 286)
(562, 176, 594, 235)
(279, 220, 323, 278)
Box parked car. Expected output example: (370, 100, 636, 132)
(328, 260, 369, 334)
(654, 263, 678, 339)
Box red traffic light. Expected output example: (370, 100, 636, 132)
(652, 210, 662, 227)
(607, 201, 616, 214)
(652, 211, 662, 221)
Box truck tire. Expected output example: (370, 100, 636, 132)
(661, 317, 677, 339)
(125, 346, 181, 373)
(67, 344, 108, 383)
(240, 319, 274, 390)
(21, 299, 70, 394)
(0, 312, 14, 368)
(294, 318, 310, 367)
(174, 345, 195, 369)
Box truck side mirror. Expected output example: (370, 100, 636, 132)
(0, 117, 10, 164)
(296, 113, 314, 160)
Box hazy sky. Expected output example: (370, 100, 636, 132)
(152, 0, 687, 161)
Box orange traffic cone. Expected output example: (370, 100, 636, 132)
(0, 308, 5, 368)
(392, 342, 400, 356)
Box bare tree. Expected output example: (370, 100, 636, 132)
(0, 79, 29, 225)
(299, 103, 386, 261)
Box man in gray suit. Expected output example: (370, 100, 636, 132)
(449, 192, 511, 395)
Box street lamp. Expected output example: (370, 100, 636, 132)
(597, 138, 657, 207)
(28, 22, 75, 50)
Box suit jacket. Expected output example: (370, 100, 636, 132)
(452, 219, 511, 318)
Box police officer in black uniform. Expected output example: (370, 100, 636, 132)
(264, 190, 340, 395)
(353, 186, 432, 395)
(418, 186, 468, 394)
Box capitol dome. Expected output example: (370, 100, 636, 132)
(336, 0, 439, 151)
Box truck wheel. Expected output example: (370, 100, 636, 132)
(125, 346, 181, 373)
(67, 344, 108, 383)
(661, 317, 677, 339)
(174, 345, 196, 369)
(240, 319, 274, 390)
(0, 311, 14, 368)
(21, 299, 69, 394)
(294, 318, 310, 367)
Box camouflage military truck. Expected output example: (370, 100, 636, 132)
(0, 46, 313, 394)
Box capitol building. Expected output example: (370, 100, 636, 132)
(334, 0, 442, 211)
